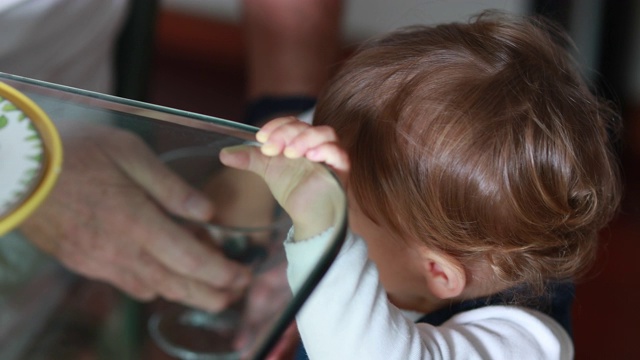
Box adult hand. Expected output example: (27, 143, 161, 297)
(20, 124, 249, 312)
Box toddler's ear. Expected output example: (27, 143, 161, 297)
(419, 249, 466, 300)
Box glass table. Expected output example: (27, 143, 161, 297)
(0, 72, 347, 360)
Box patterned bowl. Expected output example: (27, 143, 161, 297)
(0, 82, 62, 236)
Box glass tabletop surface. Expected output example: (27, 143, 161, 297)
(0, 72, 347, 360)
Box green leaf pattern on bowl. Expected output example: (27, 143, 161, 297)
(0, 96, 45, 218)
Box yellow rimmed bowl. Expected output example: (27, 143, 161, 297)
(0, 82, 62, 236)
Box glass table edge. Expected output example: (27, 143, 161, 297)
(0, 72, 259, 140)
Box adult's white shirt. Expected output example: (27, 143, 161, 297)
(0, 0, 128, 93)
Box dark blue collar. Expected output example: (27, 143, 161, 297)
(416, 281, 575, 337)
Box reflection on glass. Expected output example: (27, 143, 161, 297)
(0, 72, 348, 360)
(149, 144, 292, 360)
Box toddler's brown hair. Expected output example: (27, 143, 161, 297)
(314, 11, 621, 295)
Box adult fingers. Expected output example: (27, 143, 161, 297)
(68, 249, 242, 312)
(55, 208, 248, 311)
(102, 129, 214, 222)
(62, 250, 157, 301)
(132, 205, 251, 292)
(132, 251, 246, 312)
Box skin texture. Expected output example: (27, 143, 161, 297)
(21, 124, 249, 312)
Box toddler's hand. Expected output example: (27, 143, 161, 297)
(220, 117, 348, 241)
(256, 116, 349, 178)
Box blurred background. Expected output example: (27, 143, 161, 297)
(1, 0, 635, 359)
(142, 1, 638, 359)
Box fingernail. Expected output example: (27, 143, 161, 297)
(283, 146, 300, 158)
(256, 130, 268, 143)
(185, 194, 212, 219)
(261, 142, 279, 156)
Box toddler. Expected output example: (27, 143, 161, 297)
(222, 11, 621, 360)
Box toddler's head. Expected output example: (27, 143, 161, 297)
(315, 11, 621, 300)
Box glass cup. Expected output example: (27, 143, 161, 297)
(148, 144, 292, 360)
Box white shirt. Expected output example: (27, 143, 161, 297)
(284, 229, 574, 360)
(0, 0, 128, 93)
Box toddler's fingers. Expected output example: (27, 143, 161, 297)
(260, 120, 311, 156)
(306, 142, 350, 173)
(283, 125, 338, 159)
(256, 116, 300, 143)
